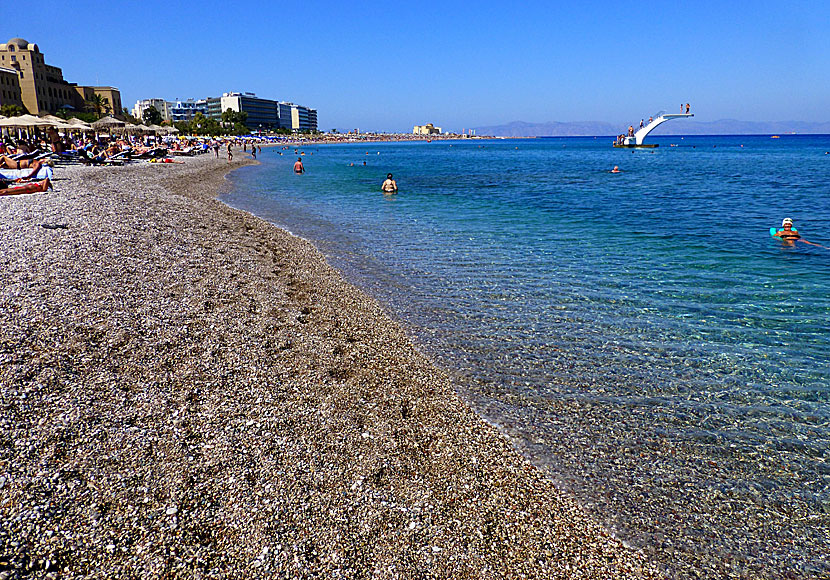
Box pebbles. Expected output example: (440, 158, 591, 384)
(0, 154, 659, 578)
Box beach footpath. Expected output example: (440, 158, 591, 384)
(0, 155, 660, 579)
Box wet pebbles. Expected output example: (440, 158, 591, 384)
(0, 155, 659, 578)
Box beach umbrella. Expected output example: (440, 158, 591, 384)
(0, 114, 53, 128)
(91, 115, 126, 130)
(39, 114, 67, 125)
(67, 118, 94, 131)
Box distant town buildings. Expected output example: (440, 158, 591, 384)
(413, 123, 441, 135)
(0, 37, 121, 115)
(131, 92, 318, 132)
(132, 98, 172, 122)
(170, 99, 208, 123)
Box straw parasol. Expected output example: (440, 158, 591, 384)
(67, 118, 94, 131)
(91, 115, 126, 130)
(37, 114, 75, 130)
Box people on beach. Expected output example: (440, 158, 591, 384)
(0, 155, 46, 180)
(213, 142, 220, 158)
(293, 158, 305, 174)
(382, 173, 398, 193)
(251, 147, 257, 160)
(149, 157, 185, 164)
(0, 178, 52, 196)
(227, 143, 233, 162)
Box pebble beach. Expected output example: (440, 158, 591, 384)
(0, 154, 660, 579)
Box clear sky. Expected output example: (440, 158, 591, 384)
(3, 0, 828, 132)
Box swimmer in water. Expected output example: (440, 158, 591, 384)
(381, 173, 398, 194)
(773, 218, 827, 248)
(293, 158, 305, 174)
(610, 165, 621, 173)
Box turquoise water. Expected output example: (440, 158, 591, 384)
(224, 136, 830, 578)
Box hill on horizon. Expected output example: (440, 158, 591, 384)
(471, 119, 830, 137)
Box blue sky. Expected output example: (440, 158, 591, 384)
(3, 0, 828, 132)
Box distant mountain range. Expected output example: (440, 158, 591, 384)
(471, 119, 830, 137)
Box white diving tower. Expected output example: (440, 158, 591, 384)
(617, 112, 694, 147)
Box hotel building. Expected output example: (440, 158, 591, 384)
(217, 92, 280, 130)
(170, 99, 207, 123)
(0, 65, 24, 110)
(131, 91, 318, 132)
(0, 37, 121, 116)
(279, 101, 318, 132)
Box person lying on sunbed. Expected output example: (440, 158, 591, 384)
(0, 155, 46, 180)
(0, 178, 52, 196)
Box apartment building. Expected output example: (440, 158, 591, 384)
(132, 98, 172, 122)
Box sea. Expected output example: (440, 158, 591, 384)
(222, 135, 830, 579)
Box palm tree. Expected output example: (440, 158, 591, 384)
(85, 94, 111, 118)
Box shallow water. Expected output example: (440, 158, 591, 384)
(224, 135, 830, 578)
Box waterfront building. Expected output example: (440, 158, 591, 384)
(280, 102, 318, 132)
(277, 101, 293, 130)
(217, 92, 280, 130)
(205, 97, 223, 120)
(0, 66, 24, 110)
(0, 37, 121, 116)
(170, 99, 208, 123)
(75, 85, 122, 116)
(132, 98, 172, 122)
(413, 123, 441, 135)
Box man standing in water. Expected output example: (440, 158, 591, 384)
(382, 173, 398, 194)
(293, 157, 305, 174)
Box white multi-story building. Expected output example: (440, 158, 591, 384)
(132, 98, 171, 122)
(279, 101, 318, 132)
(170, 99, 207, 123)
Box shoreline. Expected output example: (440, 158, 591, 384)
(0, 154, 660, 578)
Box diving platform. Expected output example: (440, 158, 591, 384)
(614, 112, 694, 147)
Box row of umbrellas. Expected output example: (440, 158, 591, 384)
(0, 114, 178, 134)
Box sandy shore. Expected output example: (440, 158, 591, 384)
(0, 154, 660, 579)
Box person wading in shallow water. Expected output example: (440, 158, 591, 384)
(293, 157, 305, 174)
(381, 173, 398, 193)
(227, 142, 233, 162)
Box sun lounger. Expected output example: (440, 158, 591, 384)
(77, 149, 125, 166)
(0, 166, 54, 180)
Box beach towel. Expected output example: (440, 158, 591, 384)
(0, 167, 54, 180)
